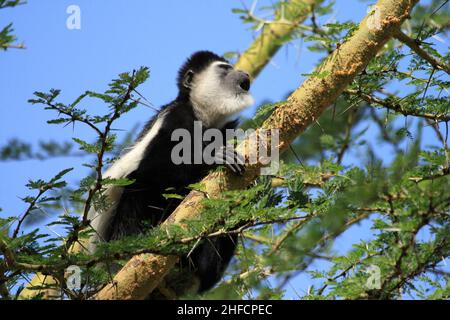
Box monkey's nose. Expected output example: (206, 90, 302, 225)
(239, 74, 250, 91)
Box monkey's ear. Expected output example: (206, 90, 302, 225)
(183, 70, 194, 88)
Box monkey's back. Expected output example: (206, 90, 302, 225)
(107, 99, 238, 296)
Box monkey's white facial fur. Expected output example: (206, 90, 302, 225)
(190, 61, 254, 127)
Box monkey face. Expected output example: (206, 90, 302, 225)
(188, 61, 254, 126)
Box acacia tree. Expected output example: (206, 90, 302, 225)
(1, 0, 449, 300)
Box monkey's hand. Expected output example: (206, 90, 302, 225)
(214, 146, 245, 176)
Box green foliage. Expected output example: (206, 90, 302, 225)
(1, 67, 152, 298)
(0, 23, 15, 49)
(0, 1, 24, 50)
(213, 0, 449, 301)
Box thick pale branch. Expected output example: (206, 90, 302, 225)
(94, 0, 419, 300)
(17, 0, 321, 300)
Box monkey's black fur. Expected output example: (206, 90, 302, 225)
(105, 51, 245, 294)
(177, 51, 227, 99)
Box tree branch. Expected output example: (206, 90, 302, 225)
(347, 89, 450, 122)
(1, 43, 25, 49)
(235, 0, 324, 78)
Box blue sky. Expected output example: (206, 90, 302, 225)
(0, 0, 447, 298)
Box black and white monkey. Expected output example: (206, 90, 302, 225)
(87, 51, 253, 296)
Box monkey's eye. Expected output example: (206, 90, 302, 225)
(217, 64, 233, 71)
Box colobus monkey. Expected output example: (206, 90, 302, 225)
(88, 51, 253, 296)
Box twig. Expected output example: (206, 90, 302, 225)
(408, 166, 450, 183)
(337, 108, 357, 164)
(2, 216, 307, 274)
(66, 72, 138, 251)
(267, 216, 313, 256)
(319, 213, 369, 244)
(394, 29, 450, 75)
(44, 101, 103, 136)
(0, 263, 11, 300)
(1, 43, 26, 49)
(426, 119, 449, 167)
(316, 252, 379, 296)
(347, 89, 450, 122)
